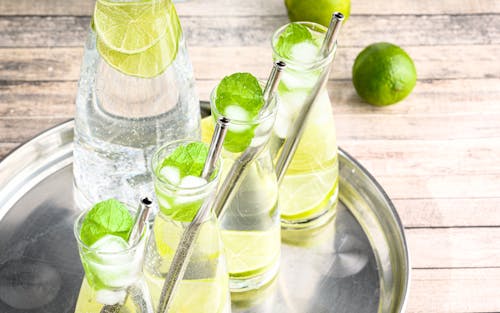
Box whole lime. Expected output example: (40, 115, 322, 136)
(284, 0, 351, 27)
(352, 43, 417, 106)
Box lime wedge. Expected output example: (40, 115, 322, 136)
(221, 229, 280, 278)
(94, 0, 181, 78)
(201, 116, 215, 144)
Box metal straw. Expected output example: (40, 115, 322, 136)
(212, 61, 285, 218)
(100, 197, 153, 313)
(156, 117, 229, 313)
(319, 12, 345, 57)
(276, 13, 344, 183)
(263, 61, 287, 106)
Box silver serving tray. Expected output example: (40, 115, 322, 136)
(0, 117, 410, 313)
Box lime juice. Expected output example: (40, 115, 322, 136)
(207, 73, 281, 291)
(73, 0, 200, 208)
(271, 22, 339, 229)
(144, 140, 230, 312)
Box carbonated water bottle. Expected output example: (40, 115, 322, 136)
(73, 0, 200, 207)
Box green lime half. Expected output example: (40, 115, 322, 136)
(94, 0, 181, 78)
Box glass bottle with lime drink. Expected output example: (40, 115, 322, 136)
(73, 0, 200, 208)
(203, 72, 281, 291)
(144, 140, 230, 312)
(270, 21, 340, 229)
(74, 198, 153, 313)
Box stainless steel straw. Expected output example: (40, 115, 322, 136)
(275, 12, 344, 183)
(212, 61, 285, 218)
(100, 197, 153, 313)
(319, 12, 345, 57)
(156, 117, 229, 313)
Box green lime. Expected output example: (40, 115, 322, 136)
(221, 229, 280, 278)
(284, 0, 351, 27)
(352, 42, 417, 106)
(94, 0, 181, 78)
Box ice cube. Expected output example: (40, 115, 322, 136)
(91, 235, 129, 253)
(273, 110, 291, 139)
(96, 289, 127, 305)
(281, 70, 318, 90)
(290, 42, 320, 63)
(179, 176, 207, 188)
(224, 105, 251, 133)
(160, 165, 181, 185)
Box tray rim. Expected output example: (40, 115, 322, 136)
(0, 118, 410, 313)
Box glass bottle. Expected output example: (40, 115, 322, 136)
(73, 207, 153, 313)
(73, 0, 200, 208)
(209, 84, 281, 292)
(143, 140, 230, 313)
(271, 22, 339, 230)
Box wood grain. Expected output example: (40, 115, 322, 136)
(394, 198, 500, 228)
(407, 228, 500, 268)
(1, 14, 499, 48)
(3, 79, 500, 118)
(2, 45, 499, 82)
(408, 268, 500, 313)
(1, 0, 499, 16)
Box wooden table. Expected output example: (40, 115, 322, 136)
(1, 0, 499, 312)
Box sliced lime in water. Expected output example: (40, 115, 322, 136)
(94, 0, 181, 78)
(221, 228, 280, 278)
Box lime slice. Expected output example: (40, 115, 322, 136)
(221, 228, 280, 278)
(201, 116, 215, 144)
(280, 168, 338, 220)
(94, 0, 169, 54)
(146, 272, 229, 313)
(94, 0, 181, 78)
(153, 215, 220, 260)
(279, 92, 339, 220)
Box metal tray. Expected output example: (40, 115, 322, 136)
(0, 118, 410, 313)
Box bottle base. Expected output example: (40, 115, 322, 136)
(280, 192, 338, 232)
(228, 259, 280, 293)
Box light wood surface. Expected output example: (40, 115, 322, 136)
(0, 0, 499, 312)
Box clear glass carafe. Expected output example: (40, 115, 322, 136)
(73, 0, 200, 208)
(271, 22, 339, 230)
(144, 140, 230, 312)
(209, 84, 281, 292)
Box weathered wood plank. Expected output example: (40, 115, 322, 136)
(0, 0, 498, 16)
(395, 198, 500, 228)
(408, 228, 500, 268)
(3, 79, 499, 118)
(341, 139, 500, 176)
(3, 45, 499, 81)
(0, 143, 19, 160)
(0, 82, 75, 117)
(0, 118, 69, 142)
(378, 174, 500, 199)
(1, 14, 499, 48)
(408, 268, 500, 313)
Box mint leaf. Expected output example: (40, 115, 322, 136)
(215, 72, 264, 153)
(80, 198, 134, 246)
(160, 142, 208, 179)
(215, 72, 264, 117)
(275, 23, 314, 59)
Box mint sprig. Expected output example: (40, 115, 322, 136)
(215, 72, 264, 153)
(80, 199, 134, 246)
(160, 142, 209, 179)
(275, 23, 315, 59)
